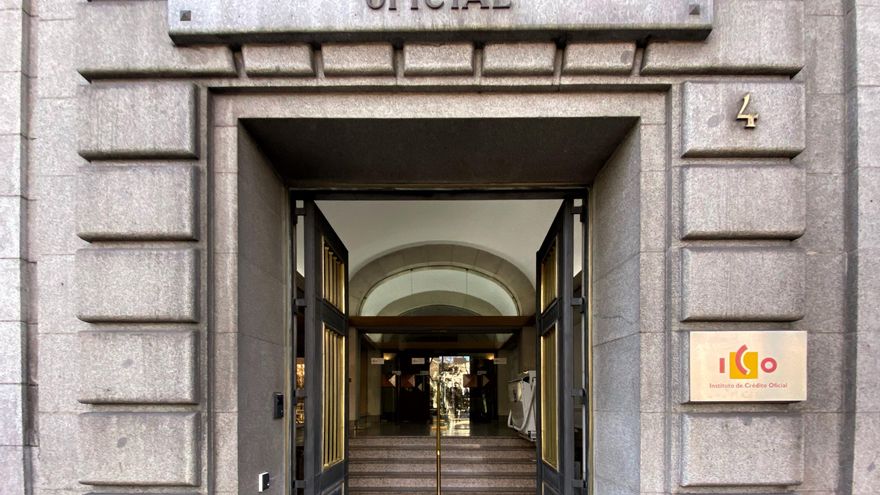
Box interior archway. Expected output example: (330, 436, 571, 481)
(349, 243, 536, 316)
(376, 290, 504, 316)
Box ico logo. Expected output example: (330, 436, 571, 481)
(718, 345, 778, 379)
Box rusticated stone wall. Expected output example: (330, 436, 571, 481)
(0, 0, 873, 494)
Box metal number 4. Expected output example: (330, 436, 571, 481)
(736, 93, 758, 129)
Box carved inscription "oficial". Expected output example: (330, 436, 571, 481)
(367, 0, 511, 10)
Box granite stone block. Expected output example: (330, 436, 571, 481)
(593, 254, 640, 345)
(852, 5, 880, 87)
(35, 255, 87, 335)
(238, 256, 285, 346)
(212, 332, 237, 413)
(482, 43, 556, 76)
(681, 247, 805, 321)
(806, 0, 843, 15)
(31, 0, 80, 20)
(639, 252, 665, 335)
(0, 446, 25, 495)
(681, 81, 806, 157)
(76, 0, 235, 78)
(795, 172, 845, 252)
(681, 413, 804, 486)
(0, 384, 23, 445)
(78, 330, 198, 404)
(852, 412, 880, 493)
(33, 413, 80, 489)
(0, 135, 24, 196)
(593, 129, 641, 278)
(850, 87, 880, 169)
(0, 9, 24, 73)
(0, 259, 24, 322)
(213, 412, 238, 491)
(403, 43, 474, 76)
(0, 72, 24, 136)
(322, 43, 394, 76)
(213, 172, 237, 255)
(639, 412, 665, 492)
(30, 97, 88, 177)
(594, 410, 640, 491)
(38, 333, 85, 413)
(593, 333, 639, 413)
(857, 167, 880, 248)
(236, 334, 286, 493)
(76, 164, 198, 241)
(793, 94, 845, 174)
(851, 250, 880, 338)
(562, 42, 635, 75)
(78, 412, 199, 486)
(642, 0, 804, 75)
(856, 331, 880, 412)
(805, 13, 845, 95)
(640, 124, 666, 172)
(795, 253, 846, 333)
(242, 44, 314, 76)
(0, 322, 23, 384)
(681, 165, 806, 239)
(640, 170, 666, 251)
(0, 196, 24, 258)
(33, 18, 85, 99)
(639, 333, 665, 414)
(803, 332, 845, 412)
(77, 83, 199, 159)
(802, 413, 843, 491)
(75, 248, 199, 322)
(32, 175, 87, 256)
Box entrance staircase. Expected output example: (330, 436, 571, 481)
(348, 435, 536, 494)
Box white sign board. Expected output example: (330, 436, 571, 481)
(689, 331, 807, 402)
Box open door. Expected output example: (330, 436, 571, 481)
(302, 200, 349, 495)
(535, 197, 590, 495)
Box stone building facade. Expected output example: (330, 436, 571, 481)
(0, 0, 878, 494)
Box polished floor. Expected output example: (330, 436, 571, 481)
(352, 416, 518, 438)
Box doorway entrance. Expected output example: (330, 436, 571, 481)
(290, 195, 590, 495)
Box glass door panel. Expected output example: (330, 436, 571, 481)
(540, 325, 558, 469)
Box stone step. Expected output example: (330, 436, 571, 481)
(348, 435, 536, 494)
(348, 489, 534, 495)
(350, 459, 535, 475)
(349, 435, 532, 449)
(348, 472, 536, 490)
(349, 446, 536, 461)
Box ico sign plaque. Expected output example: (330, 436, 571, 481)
(688, 331, 807, 402)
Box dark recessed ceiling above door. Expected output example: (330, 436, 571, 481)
(242, 117, 637, 188)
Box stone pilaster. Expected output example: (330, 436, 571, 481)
(843, 1, 880, 494)
(0, 1, 30, 494)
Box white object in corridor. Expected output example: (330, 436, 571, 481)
(507, 370, 537, 442)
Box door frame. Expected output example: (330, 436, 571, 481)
(289, 189, 591, 495)
(211, 90, 668, 495)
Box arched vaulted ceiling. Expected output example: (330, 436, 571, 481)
(349, 245, 534, 316)
(300, 200, 578, 316)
